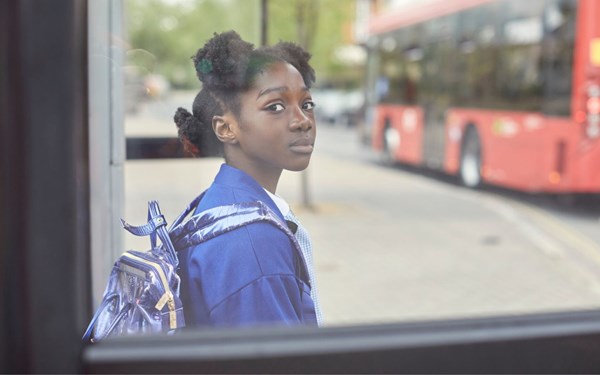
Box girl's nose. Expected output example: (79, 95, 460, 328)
(290, 106, 313, 131)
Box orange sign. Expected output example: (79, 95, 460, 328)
(592, 38, 600, 66)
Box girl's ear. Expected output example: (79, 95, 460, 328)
(212, 115, 238, 144)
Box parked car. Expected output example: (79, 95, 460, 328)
(312, 88, 364, 127)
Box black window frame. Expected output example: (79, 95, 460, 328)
(83, 309, 600, 373)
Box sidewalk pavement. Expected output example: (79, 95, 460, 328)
(125, 152, 600, 327)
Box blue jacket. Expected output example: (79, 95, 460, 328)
(178, 164, 318, 328)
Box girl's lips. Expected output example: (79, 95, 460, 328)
(289, 144, 314, 154)
(289, 138, 314, 154)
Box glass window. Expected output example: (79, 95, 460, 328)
(91, 0, 600, 339)
(494, 0, 546, 111)
(420, 16, 458, 109)
(453, 3, 502, 108)
(541, 0, 576, 116)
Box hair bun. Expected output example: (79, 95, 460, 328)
(272, 41, 316, 87)
(174, 107, 194, 128)
(174, 107, 203, 156)
(192, 30, 254, 90)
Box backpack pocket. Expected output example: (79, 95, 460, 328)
(82, 250, 185, 342)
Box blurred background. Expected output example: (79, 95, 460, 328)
(122, 0, 364, 144)
(113, 0, 600, 327)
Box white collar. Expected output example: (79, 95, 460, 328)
(263, 189, 290, 217)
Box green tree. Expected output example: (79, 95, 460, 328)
(125, 0, 359, 89)
(126, 0, 260, 88)
(268, 0, 358, 87)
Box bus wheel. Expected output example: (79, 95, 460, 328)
(460, 128, 482, 188)
(382, 125, 400, 165)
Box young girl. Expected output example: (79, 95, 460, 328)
(173, 31, 322, 328)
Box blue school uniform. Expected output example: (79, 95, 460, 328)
(178, 164, 318, 328)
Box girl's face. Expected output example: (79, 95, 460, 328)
(230, 61, 316, 177)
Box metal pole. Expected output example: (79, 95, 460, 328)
(260, 0, 268, 46)
(297, 0, 317, 210)
(301, 168, 313, 209)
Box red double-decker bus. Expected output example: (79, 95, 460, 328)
(365, 0, 600, 193)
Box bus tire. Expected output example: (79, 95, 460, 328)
(460, 127, 482, 188)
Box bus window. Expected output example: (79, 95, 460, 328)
(496, 1, 545, 112)
(453, 4, 501, 109)
(541, 0, 577, 116)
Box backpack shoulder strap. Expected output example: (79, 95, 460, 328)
(120, 200, 179, 267)
(169, 201, 310, 287)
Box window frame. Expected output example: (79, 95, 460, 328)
(88, 0, 126, 306)
(83, 309, 600, 373)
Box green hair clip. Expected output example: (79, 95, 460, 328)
(196, 58, 213, 74)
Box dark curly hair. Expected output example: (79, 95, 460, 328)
(174, 31, 316, 157)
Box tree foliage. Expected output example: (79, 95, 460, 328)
(125, 0, 358, 89)
(268, 0, 358, 87)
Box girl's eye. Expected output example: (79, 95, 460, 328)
(267, 103, 285, 112)
(303, 100, 316, 111)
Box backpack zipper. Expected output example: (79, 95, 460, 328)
(122, 252, 177, 329)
